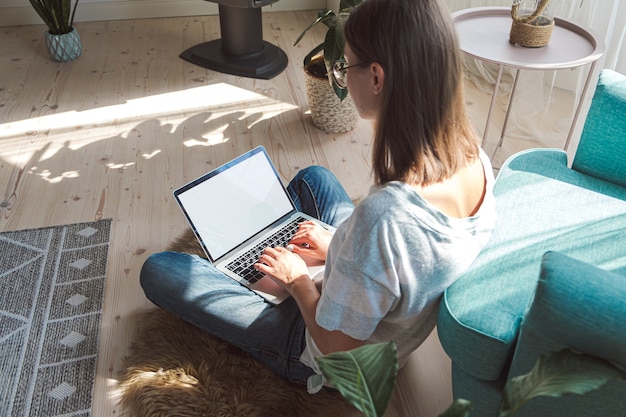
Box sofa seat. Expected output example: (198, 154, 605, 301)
(437, 147, 626, 414)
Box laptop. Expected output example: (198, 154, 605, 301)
(173, 146, 334, 305)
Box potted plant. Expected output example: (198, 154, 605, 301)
(29, 0, 82, 62)
(293, 0, 362, 133)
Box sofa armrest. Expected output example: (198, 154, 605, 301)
(504, 251, 626, 417)
(513, 252, 626, 374)
(572, 69, 626, 188)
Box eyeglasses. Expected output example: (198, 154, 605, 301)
(332, 59, 371, 89)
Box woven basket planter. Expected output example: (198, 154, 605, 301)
(509, 0, 554, 48)
(304, 58, 359, 134)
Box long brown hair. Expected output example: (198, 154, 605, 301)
(344, 0, 479, 185)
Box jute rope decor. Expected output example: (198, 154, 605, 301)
(510, 0, 554, 48)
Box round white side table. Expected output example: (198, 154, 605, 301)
(452, 7, 605, 158)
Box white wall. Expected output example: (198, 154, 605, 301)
(0, 0, 326, 27)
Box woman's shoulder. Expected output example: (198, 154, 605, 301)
(359, 182, 414, 211)
(348, 182, 425, 228)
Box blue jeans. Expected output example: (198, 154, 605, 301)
(140, 166, 354, 383)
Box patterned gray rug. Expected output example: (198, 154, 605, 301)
(0, 219, 112, 417)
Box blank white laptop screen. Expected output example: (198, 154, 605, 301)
(176, 150, 294, 261)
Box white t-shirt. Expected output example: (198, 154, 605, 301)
(300, 150, 496, 391)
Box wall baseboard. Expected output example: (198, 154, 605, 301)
(1, 0, 325, 27)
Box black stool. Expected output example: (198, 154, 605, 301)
(180, 0, 288, 79)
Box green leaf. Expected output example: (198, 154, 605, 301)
(293, 9, 335, 46)
(439, 399, 473, 417)
(319, 9, 338, 30)
(29, 0, 79, 34)
(316, 342, 398, 417)
(322, 19, 345, 71)
(501, 349, 626, 417)
(332, 80, 349, 102)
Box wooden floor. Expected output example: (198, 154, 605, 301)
(0, 11, 574, 417)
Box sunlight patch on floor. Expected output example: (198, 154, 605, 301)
(0, 83, 298, 168)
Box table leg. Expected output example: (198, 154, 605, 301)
(483, 64, 504, 150)
(564, 61, 598, 151)
(492, 68, 521, 159)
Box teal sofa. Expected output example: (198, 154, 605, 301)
(437, 68, 626, 416)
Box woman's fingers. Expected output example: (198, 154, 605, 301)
(291, 221, 321, 246)
(259, 246, 285, 260)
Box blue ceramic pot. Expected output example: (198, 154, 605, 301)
(45, 28, 82, 62)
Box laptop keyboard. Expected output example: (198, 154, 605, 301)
(225, 216, 307, 284)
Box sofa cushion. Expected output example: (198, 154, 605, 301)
(438, 148, 626, 382)
(573, 69, 626, 188)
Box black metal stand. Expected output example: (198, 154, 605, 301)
(180, 4, 288, 79)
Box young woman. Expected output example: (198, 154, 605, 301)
(140, 0, 496, 390)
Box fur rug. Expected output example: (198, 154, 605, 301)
(165, 228, 208, 259)
(119, 230, 360, 417)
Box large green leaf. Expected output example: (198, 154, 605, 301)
(438, 399, 473, 417)
(322, 25, 348, 101)
(316, 342, 398, 417)
(322, 17, 344, 71)
(501, 349, 626, 417)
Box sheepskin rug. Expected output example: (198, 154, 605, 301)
(118, 229, 360, 417)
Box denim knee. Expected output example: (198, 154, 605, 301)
(139, 252, 164, 301)
(139, 251, 190, 302)
(294, 165, 335, 184)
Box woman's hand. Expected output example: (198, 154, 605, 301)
(254, 247, 310, 293)
(287, 221, 333, 262)
(255, 246, 363, 355)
